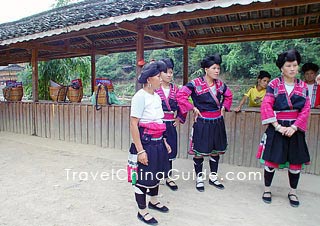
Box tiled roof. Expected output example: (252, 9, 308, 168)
(0, 0, 221, 42)
(0, 64, 24, 71)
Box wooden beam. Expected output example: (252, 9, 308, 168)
(31, 48, 39, 102)
(117, 22, 196, 47)
(177, 21, 187, 34)
(39, 52, 89, 61)
(163, 24, 170, 38)
(11, 42, 107, 56)
(36, 32, 136, 51)
(97, 40, 179, 53)
(91, 54, 96, 95)
(190, 25, 320, 44)
(38, 24, 118, 44)
(144, 0, 320, 26)
(195, 33, 320, 45)
(88, 33, 134, 42)
(190, 24, 319, 41)
(83, 35, 93, 44)
(176, 12, 320, 32)
(136, 23, 144, 91)
(183, 44, 189, 85)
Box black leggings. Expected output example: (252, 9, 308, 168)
(135, 185, 159, 209)
(264, 167, 300, 189)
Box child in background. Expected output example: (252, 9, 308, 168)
(235, 71, 271, 112)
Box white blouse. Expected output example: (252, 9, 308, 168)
(130, 89, 164, 123)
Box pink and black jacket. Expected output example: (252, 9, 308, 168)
(155, 83, 186, 123)
(261, 77, 310, 131)
(176, 77, 233, 116)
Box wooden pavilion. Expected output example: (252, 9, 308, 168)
(0, 0, 319, 174)
(0, 64, 24, 84)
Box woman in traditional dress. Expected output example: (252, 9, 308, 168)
(257, 49, 311, 207)
(176, 54, 232, 192)
(155, 58, 185, 191)
(129, 62, 171, 224)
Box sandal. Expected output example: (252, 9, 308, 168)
(288, 193, 300, 207)
(166, 180, 178, 191)
(148, 202, 169, 213)
(137, 212, 158, 225)
(262, 191, 272, 204)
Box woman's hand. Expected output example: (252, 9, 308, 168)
(221, 106, 226, 117)
(277, 126, 296, 137)
(276, 125, 286, 136)
(164, 139, 172, 153)
(284, 126, 297, 137)
(193, 107, 202, 122)
(173, 118, 180, 127)
(234, 106, 241, 112)
(138, 151, 148, 165)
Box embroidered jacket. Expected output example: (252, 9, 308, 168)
(176, 76, 233, 114)
(310, 83, 320, 108)
(261, 76, 311, 131)
(155, 83, 186, 123)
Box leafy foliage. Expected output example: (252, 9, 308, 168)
(18, 57, 91, 100)
(96, 52, 136, 81)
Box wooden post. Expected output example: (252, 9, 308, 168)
(183, 43, 189, 85)
(31, 48, 39, 102)
(136, 23, 144, 91)
(91, 53, 96, 95)
(31, 48, 38, 136)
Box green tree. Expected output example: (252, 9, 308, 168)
(19, 57, 91, 100)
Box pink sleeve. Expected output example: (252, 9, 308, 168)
(260, 87, 277, 125)
(293, 93, 311, 132)
(222, 87, 233, 111)
(176, 86, 194, 114)
(174, 85, 187, 124)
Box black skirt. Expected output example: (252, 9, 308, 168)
(129, 137, 170, 188)
(192, 116, 227, 155)
(164, 121, 178, 160)
(262, 120, 310, 165)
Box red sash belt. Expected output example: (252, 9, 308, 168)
(139, 122, 166, 138)
(276, 111, 298, 120)
(163, 112, 175, 120)
(201, 111, 221, 119)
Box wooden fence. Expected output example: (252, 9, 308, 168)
(0, 101, 319, 175)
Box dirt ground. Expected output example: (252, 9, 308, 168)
(0, 131, 319, 226)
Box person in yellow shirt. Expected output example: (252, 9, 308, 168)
(235, 71, 271, 112)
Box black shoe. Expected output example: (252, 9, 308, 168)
(196, 177, 205, 192)
(148, 202, 169, 213)
(137, 212, 158, 225)
(288, 193, 300, 207)
(262, 191, 272, 204)
(166, 180, 178, 191)
(209, 179, 225, 190)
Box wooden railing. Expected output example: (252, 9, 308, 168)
(0, 101, 319, 175)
